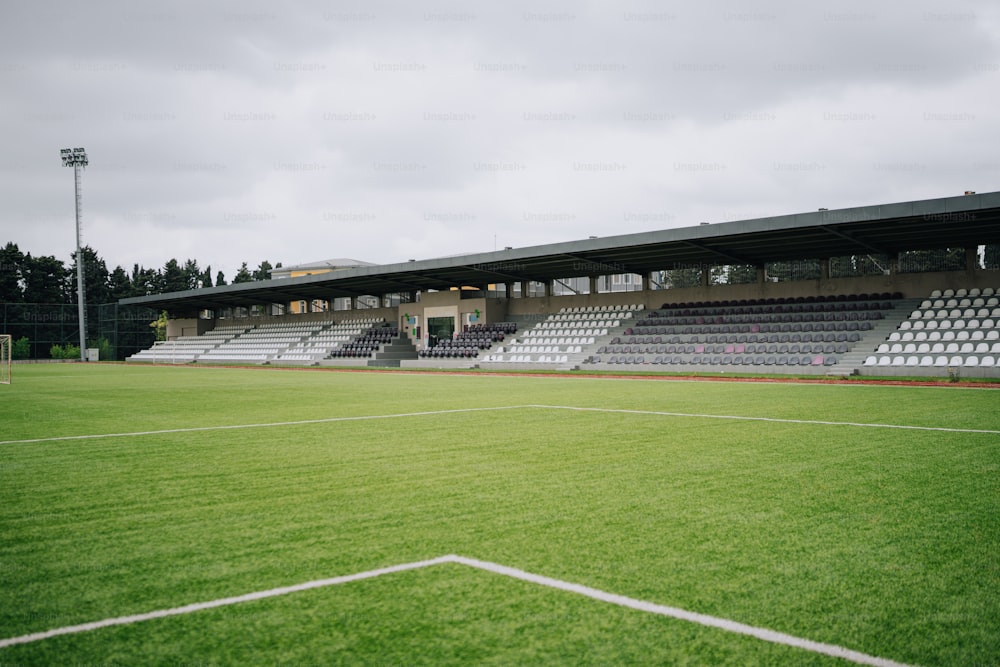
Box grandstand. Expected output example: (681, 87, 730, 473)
(122, 190, 1000, 377)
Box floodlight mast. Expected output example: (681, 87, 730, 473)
(61, 147, 88, 362)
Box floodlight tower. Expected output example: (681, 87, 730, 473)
(61, 147, 88, 361)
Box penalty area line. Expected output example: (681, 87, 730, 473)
(527, 404, 1000, 435)
(453, 555, 917, 667)
(0, 556, 453, 649)
(0, 405, 531, 446)
(0, 554, 918, 667)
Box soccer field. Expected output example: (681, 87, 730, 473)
(1, 364, 998, 665)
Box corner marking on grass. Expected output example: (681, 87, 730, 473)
(0, 554, 918, 667)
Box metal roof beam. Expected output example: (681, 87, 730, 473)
(817, 225, 888, 255)
(678, 240, 752, 265)
(557, 252, 642, 276)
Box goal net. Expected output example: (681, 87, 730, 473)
(0, 335, 10, 385)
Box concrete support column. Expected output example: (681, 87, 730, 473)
(589, 276, 598, 294)
(820, 258, 830, 281)
(701, 265, 710, 287)
(641, 273, 650, 292)
(966, 246, 978, 274)
(756, 265, 766, 284)
(519, 280, 529, 297)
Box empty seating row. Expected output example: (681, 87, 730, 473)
(464, 322, 518, 334)
(600, 342, 849, 356)
(911, 308, 1000, 320)
(662, 292, 900, 309)
(482, 354, 570, 363)
(878, 342, 1000, 354)
(890, 329, 999, 342)
(518, 337, 597, 346)
(546, 314, 626, 324)
(646, 304, 891, 323)
(629, 323, 874, 338)
(559, 304, 643, 314)
(920, 297, 999, 309)
(503, 345, 585, 354)
(864, 355, 997, 368)
(526, 329, 609, 339)
(613, 332, 861, 345)
(899, 319, 998, 332)
(419, 347, 481, 358)
(531, 321, 618, 330)
(929, 288, 996, 298)
(594, 354, 837, 367)
(637, 312, 885, 329)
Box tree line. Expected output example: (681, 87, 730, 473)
(0, 242, 280, 305)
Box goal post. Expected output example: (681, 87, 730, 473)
(0, 335, 10, 385)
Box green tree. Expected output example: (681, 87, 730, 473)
(0, 242, 24, 302)
(215, 270, 227, 287)
(161, 259, 188, 293)
(182, 259, 201, 290)
(200, 265, 213, 288)
(22, 254, 68, 303)
(252, 260, 274, 281)
(232, 263, 253, 284)
(131, 264, 162, 296)
(12, 336, 30, 360)
(664, 266, 702, 289)
(107, 266, 133, 301)
(150, 310, 169, 341)
(68, 245, 111, 306)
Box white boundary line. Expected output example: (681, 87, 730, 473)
(0, 556, 452, 649)
(0, 554, 917, 666)
(3, 403, 996, 446)
(453, 556, 917, 667)
(0, 406, 529, 446)
(526, 404, 1000, 435)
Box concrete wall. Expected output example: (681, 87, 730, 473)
(166, 318, 212, 340)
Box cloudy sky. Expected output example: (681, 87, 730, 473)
(1, 0, 998, 280)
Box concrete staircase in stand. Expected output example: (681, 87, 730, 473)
(367, 335, 419, 367)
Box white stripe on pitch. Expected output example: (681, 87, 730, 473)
(0, 406, 529, 446)
(0, 554, 918, 666)
(452, 555, 917, 667)
(0, 556, 454, 649)
(527, 404, 1000, 435)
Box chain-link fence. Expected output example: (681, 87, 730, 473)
(0, 302, 157, 361)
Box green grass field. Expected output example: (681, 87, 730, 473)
(1, 364, 998, 665)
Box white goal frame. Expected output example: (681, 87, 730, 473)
(0, 334, 10, 385)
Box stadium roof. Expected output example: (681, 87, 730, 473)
(122, 190, 1000, 314)
(270, 258, 376, 279)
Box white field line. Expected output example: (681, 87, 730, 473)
(0, 406, 529, 446)
(452, 555, 917, 667)
(5, 403, 996, 447)
(0, 554, 918, 667)
(0, 556, 453, 649)
(526, 404, 1000, 435)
